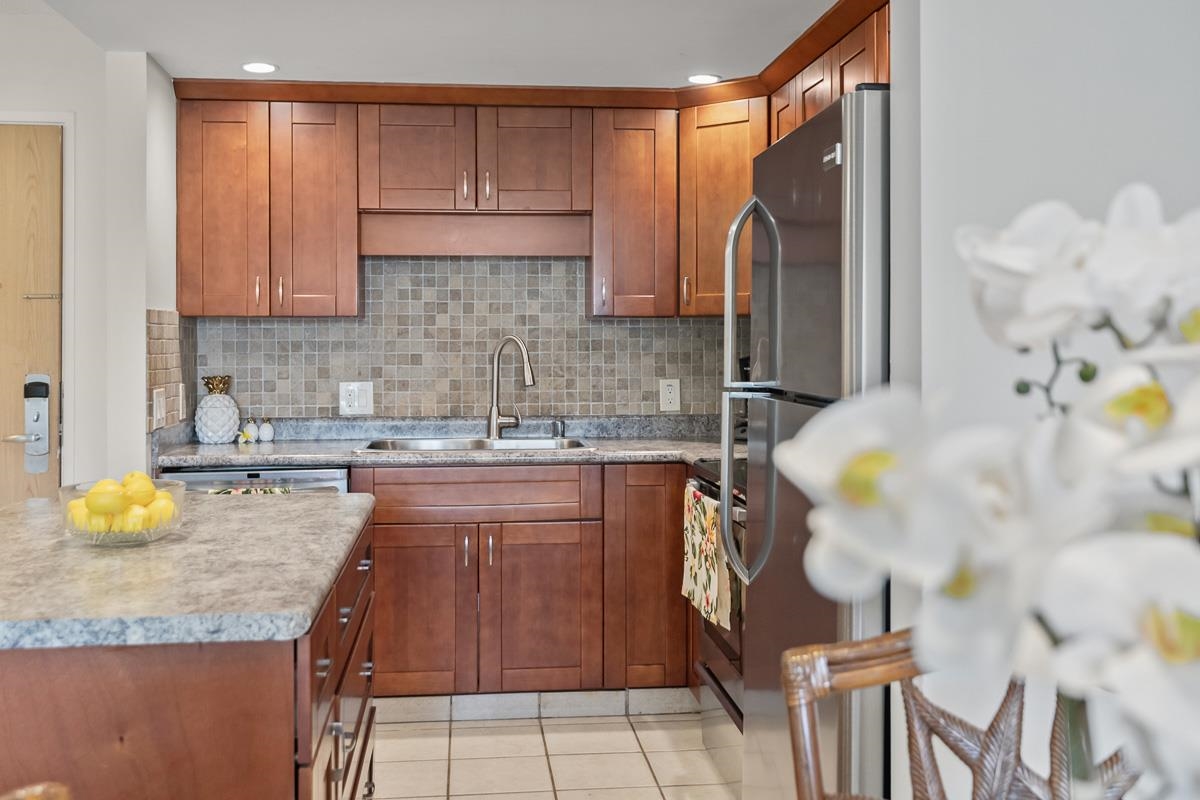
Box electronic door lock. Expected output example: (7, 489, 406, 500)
(5, 375, 50, 474)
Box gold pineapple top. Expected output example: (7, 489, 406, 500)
(202, 375, 232, 395)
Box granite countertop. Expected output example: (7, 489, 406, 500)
(0, 493, 374, 650)
(157, 438, 730, 469)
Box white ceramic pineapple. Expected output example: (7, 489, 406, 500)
(195, 376, 240, 444)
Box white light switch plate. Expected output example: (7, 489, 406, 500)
(658, 379, 681, 412)
(339, 381, 374, 416)
(151, 387, 167, 429)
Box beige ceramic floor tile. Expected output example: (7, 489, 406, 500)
(449, 755, 554, 795)
(632, 718, 704, 752)
(542, 720, 640, 755)
(375, 721, 451, 762)
(647, 749, 726, 786)
(540, 715, 630, 726)
(661, 786, 739, 799)
(451, 724, 546, 759)
(372, 759, 449, 798)
(549, 752, 657, 790)
(453, 717, 541, 729)
(449, 794, 555, 800)
(629, 713, 703, 723)
(557, 790, 663, 800)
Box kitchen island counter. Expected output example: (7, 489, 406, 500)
(0, 492, 374, 650)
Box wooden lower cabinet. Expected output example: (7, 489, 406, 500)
(603, 464, 689, 688)
(479, 521, 604, 692)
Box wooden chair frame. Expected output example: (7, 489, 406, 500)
(781, 628, 1139, 800)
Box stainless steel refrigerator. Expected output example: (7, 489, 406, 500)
(718, 86, 890, 799)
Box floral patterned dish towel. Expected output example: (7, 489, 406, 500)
(682, 480, 732, 630)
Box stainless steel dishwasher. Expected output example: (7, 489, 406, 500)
(162, 467, 349, 494)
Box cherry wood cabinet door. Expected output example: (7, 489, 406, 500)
(678, 97, 767, 317)
(374, 524, 479, 696)
(358, 104, 476, 211)
(590, 108, 677, 317)
(177, 100, 270, 317)
(832, 15, 880, 100)
(479, 521, 603, 693)
(603, 464, 688, 688)
(769, 77, 798, 144)
(476, 107, 592, 212)
(799, 51, 835, 123)
(270, 102, 359, 317)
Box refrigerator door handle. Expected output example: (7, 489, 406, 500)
(721, 390, 772, 585)
(723, 196, 781, 390)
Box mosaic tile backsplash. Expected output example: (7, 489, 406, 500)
(195, 257, 724, 418)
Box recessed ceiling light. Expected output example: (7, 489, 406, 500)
(242, 62, 277, 74)
(687, 74, 722, 85)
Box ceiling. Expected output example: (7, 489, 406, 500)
(40, 0, 829, 88)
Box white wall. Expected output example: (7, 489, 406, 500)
(0, 0, 107, 483)
(889, 0, 1200, 795)
(145, 57, 177, 310)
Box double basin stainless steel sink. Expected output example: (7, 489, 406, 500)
(355, 437, 593, 452)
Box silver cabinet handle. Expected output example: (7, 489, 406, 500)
(464, 534, 470, 567)
(255, 275, 261, 306)
(3, 434, 41, 443)
(463, 169, 468, 200)
(278, 276, 284, 305)
(315, 656, 332, 680)
(356, 558, 372, 572)
(683, 275, 691, 306)
(487, 534, 494, 566)
(485, 170, 491, 200)
(338, 606, 353, 626)
(600, 277, 607, 305)
(359, 660, 374, 679)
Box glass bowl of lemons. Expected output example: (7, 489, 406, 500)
(60, 472, 185, 546)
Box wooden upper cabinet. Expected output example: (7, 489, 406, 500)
(478, 521, 603, 693)
(769, 78, 798, 144)
(590, 108, 677, 318)
(678, 97, 767, 317)
(799, 52, 835, 123)
(832, 15, 880, 100)
(476, 107, 592, 212)
(270, 102, 359, 317)
(177, 100, 270, 317)
(358, 104, 477, 211)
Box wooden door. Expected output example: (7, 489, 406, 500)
(769, 77, 798, 144)
(270, 102, 359, 317)
(0, 125, 61, 503)
(177, 100, 270, 316)
(590, 108, 677, 317)
(603, 465, 688, 688)
(678, 97, 767, 316)
(476, 107, 592, 211)
(832, 16, 880, 100)
(374, 524, 479, 695)
(799, 52, 835, 122)
(358, 104, 476, 211)
(479, 521, 603, 692)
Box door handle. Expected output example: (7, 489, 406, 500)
(278, 276, 284, 306)
(600, 277, 607, 306)
(485, 170, 491, 200)
(683, 275, 691, 306)
(464, 534, 470, 567)
(487, 534, 494, 566)
(723, 196, 781, 389)
(3, 433, 41, 443)
(463, 169, 469, 200)
(255, 275, 261, 307)
(720, 390, 773, 586)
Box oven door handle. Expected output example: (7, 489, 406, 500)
(721, 390, 772, 585)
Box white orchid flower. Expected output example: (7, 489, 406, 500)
(1132, 275, 1200, 363)
(1054, 364, 1200, 481)
(1038, 533, 1200, 799)
(774, 385, 956, 599)
(955, 201, 1100, 348)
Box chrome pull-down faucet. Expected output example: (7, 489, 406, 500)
(487, 335, 535, 439)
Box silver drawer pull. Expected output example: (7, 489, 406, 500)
(487, 534, 494, 566)
(342, 726, 358, 753)
(356, 558, 372, 572)
(338, 606, 353, 626)
(315, 657, 332, 680)
(463, 169, 468, 200)
(359, 660, 374, 679)
(463, 534, 469, 567)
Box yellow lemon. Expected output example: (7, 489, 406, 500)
(115, 504, 148, 534)
(123, 476, 157, 507)
(87, 512, 113, 533)
(145, 496, 177, 528)
(66, 497, 90, 530)
(155, 489, 174, 503)
(85, 479, 130, 515)
(121, 470, 153, 487)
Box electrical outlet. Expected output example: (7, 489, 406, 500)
(659, 378, 681, 412)
(151, 388, 167, 429)
(178, 383, 189, 420)
(339, 381, 374, 416)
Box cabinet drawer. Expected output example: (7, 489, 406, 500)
(337, 595, 375, 772)
(342, 698, 376, 800)
(335, 524, 374, 661)
(370, 465, 601, 523)
(298, 591, 338, 765)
